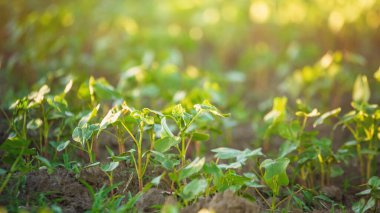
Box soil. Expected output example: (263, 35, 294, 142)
(136, 188, 166, 212)
(181, 190, 262, 213)
(320, 185, 342, 202)
(24, 168, 91, 213)
(79, 162, 139, 195)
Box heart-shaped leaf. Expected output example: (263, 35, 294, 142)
(57, 140, 71, 152)
(179, 157, 205, 181)
(313, 108, 341, 127)
(72, 124, 99, 146)
(101, 162, 119, 172)
(181, 178, 207, 201)
(154, 136, 180, 153)
(260, 158, 290, 195)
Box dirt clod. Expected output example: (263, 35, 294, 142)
(136, 188, 166, 212)
(25, 168, 91, 213)
(182, 190, 261, 213)
(320, 185, 342, 201)
(79, 162, 138, 194)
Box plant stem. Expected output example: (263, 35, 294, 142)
(143, 131, 155, 176)
(41, 105, 49, 156)
(137, 124, 144, 191)
(86, 141, 93, 163)
(181, 137, 186, 167)
(0, 148, 24, 195)
(120, 122, 139, 145)
(254, 188, 271, 208)
(345, 124, 365, 179)
(318, 153, 325, 186)
(366, 139, 373, 179)
(179, 111, 201, 167)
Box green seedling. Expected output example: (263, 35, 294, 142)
(164, 101, 228, 167)
(100, 161, 120, 194)
(72, 104, 100, 163)
(211, 147, 263, 169)
(260, 157, 290, 212)
(353, 176, 380, 213)
(336, 75, 379, 179)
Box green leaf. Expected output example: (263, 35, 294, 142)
(100, 162, 119, 172)
(28, 85, 50, 107)
(264, 97, 287, 123)
(295, 108, 320, 118)
(142, 108, 164, 117)
(27, 119, 43, 130)
(0, 168, 6, 176)
(181, 178, 207, 201)
(90, 77, 122, 100)
(179, 157, 205, 181)
(151, 173, 164, 186)
(161, 117, 174, 138)
(78, 104, 100, 127)
(362, 197, 376, 212)
(260, 158, 290, 195)
(211, 147, 243, 159)
(154, 137, 179, 153)
(0, 135, 31, 156)
(35, 155, 52, 168)
(99, 107, 122, 131)
(313, 108, 341, 127)
(172, 104, 185, 118)
(279, 140, 299, 158)
(356, 189, 371, 196)
(352, 199, 366, 213)
(72, 124, 99, 146)
(217, 162, 244, 169)
(368, 176, 380, 188)
(63, 79, 74, 94)
(109, 153, 130, 162)
(277, 122, 300, 140)
(212, 147, 263, 169)
(192, 132, 210, 141)
(244, 173, 264, 188)
(237, 148, 264, 163)
(78, 82, 90, 99)
(353, 197, 376, 213)
(84, 162, 100, 169)
(151, 151, 179, 170)
(374, 66, 380, 82)
(330, 165, 344, 177)
(353, 75, 370, 103)
(56, 140, 71, 152)
(203, 162, 222, 178)
(194, 101, 229, 117)
(214, 170, 249, 191)
(212, 147, 263, 160)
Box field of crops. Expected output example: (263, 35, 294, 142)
(1, 1, 380, 212)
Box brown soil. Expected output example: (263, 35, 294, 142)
(320, 185, 342, 202)
(79, 162, 139, 195)
(24, 168, 91, 213)
(136, 188, 166, 212)
(181, 190, 262, 213)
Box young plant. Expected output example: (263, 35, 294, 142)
(100, 161, 120, 193)
(167, 157, 208, 205)
(336, 75, 379, 179)
(260, 157, 290, 212)
(72, 104, 100, 163)
(353, 176, 380, 213)
(163, 101, 228, 167)
(264, 97, 341, 188)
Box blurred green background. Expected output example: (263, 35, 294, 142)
(1, 0, 379, 113)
